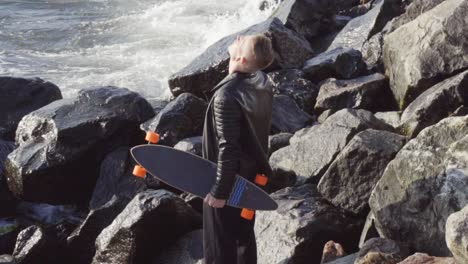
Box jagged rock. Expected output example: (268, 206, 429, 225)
(271, 95, 313, 134)
(354, 238, 410, 264)
(255, 184, 364, 264)
(168, 17, 313, 97)
(268, 69, 319, 115)
(369, 115, 468, 256)
(151, 229, 203, 264)
(359, 211, 380, 248)
(398, 70, 468, 138)
(303, 48, 366, 83)
(174, 136, 203, 157)
(15, 202, 83, 226)
(0, 77, 62, 141)
(92, 189, 201, 264)
(89, 147, 147, 210)
(5, 86, 154, 205)
(0, 141, 16, 217)
(453, 105, 468, 116)
(318, 129, 406, 215)
(67, 196, 128, 264)
(389, 0, 447, 32)
(321, 240, 346, 263)
(446, 205, 468, 264)
(0, 255, 14, 264)
(383, 0, 468, 109)
(340, 2, 372, 17)
(318, 109, 336, 123)
(315, 73, 394, 113)
(398, 253, 458, 264)
(140, 93, 207, 147)
(0, 220, 17, 255)
(268, 133, 292, 157)
(269, 109, 393, 184)
(327, 0, 404, 52)
(374, 111, 400, 128)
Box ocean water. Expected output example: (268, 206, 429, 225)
(0, 0, 279, 99)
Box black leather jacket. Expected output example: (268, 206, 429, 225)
(202, 71, 274, 199)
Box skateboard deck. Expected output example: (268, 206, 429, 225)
(130, 145, 278, 211)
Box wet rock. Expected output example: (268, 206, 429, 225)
(92, 189, 201, 264)
(268, 133, 292, 157)
(15, 202, 83, 227)
(303, 48, 366, 83)
(369, 115, 468, 256)
(354, 238, 410, 264)
(271, 95, 313, 134)
(0, 141, 16, 217)
(446, 205, 468, 264)
(0, 77, 62, 141)
(255, 184, 363, 264)
(382, 0, 468, 108)
(318, 129, 406, 215)
(151, 229, 203, 264)
(168, 17, 313, 97)
(374, 111, 400, 128)
(398, 253, 458, 264)
(174, 136, 203, 157)
(141, 93, 207, 147)
(5, 86, 154, 205)
(398, 70, 468, 138)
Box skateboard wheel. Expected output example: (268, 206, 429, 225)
(254, 174, 268, 186)
(145, 131, 160, 144)
(133, 165, 147, 178)
(240, 209, 255, 220)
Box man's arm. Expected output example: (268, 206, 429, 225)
(209, 89, 242, 200)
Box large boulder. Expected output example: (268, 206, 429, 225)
(0, 140, 16, 217)
(5, 86, 154, 205)
(389, 0, 447, 32)
(92, 189, 201, 264)
(398, 70, 468, 138)
(398, 253, 458, 264)
(151, 229, 203, 264)
(0, 77, 62, 141)
(271, 95, 313, 134)
(382, 0, 468, 109)
(369, 115, 468, 256)
(140, 93, 207, 147)
(354, 238, 410, 264)
(168, 17, 313, 97)
(255, 184, 363, 264)
(317, 129, 406, 215)
(445, 205, 468, 264)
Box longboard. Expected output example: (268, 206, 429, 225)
(130, 144, 278, 212)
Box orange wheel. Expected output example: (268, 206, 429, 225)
(133, 165, 147, 178)
(145, 131, 160, 144)
(254, 174, 268, 186)
(240, 209, 255, 220)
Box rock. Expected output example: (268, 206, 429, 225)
(92, 189, 201, 264)
(255, 184, 364, 264)
(5, 86, 154, 205)
(15, 202, 83, 226)
(67, 196, 128, 264)
(141, 93, 207, 147)
(359, 211, 380, 248)
(174, 136, 203, 157)
(268, 69, 319, 115)
(151, 229, 203, 264)
(446, 205, 468, 264)
(354, 238, 410, 264)
(0, 255, 14, 264)
(398, 70, 468, 138)
(0, 77, 62, 141)
(0, 220, 18, 255)
(318, 129, 406, 215)
(453, 105, 468, 116)
(318, 109, 337, 123)
(168, 17, 313, 97)
(315, 73, 395, 113)
(369, 115, 468, 256)
(389, 0, 446, 32)
(374, 111, 401, 128)
(146, 98, 169, 114)
(327, 0, 404, 52)
(179, 193, 203, 214)
(325, 253, 358, 264)
(382, 0, 468, 109)
(0, 141, 16, 217)
(398, 253, 458, 264)
(268, 133, 292, 157)
(361, 31, 385, 71)
(303, 48, 366, 83)
(321, 240, 346, 263)
(269, 109, 393, 184)
(89, 147, 147, 210)
(271, 95, 313, 134)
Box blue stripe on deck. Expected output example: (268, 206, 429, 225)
(228, 178, 246, 206)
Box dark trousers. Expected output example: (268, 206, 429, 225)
(203, 202, 257, 264)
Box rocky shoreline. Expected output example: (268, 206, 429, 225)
(1, 0, 467, 263)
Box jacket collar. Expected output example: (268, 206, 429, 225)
(209, 71, 256, 93)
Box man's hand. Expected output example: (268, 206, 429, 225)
(204, 193, 226, 208)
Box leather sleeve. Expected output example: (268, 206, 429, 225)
(209, 89, 242, 200)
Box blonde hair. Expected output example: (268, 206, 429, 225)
(250, 33, 274, 70)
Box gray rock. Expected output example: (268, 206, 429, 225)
(303, 48, 366, 83)
(354, 238, 410, 264)
(369, 115, 468, 256)
(168, 17, 313, 97)
(318, 109, 337, 123)
(374, 111, 400, 128)
(174, 136, 203, 157)
(271, 95, 313, 134)
(92, 189, 201, 264)
(359, 212, 379, 248)
(398, 253, 458, 264)
(389, 0, 447, 32)
(382, 0, 468, 109)
(0, 140, 16, 217)
(318, 129, 406, 214)
(268, 133, 292, 157)
(141, 93, 207, 147)
(453, 105, 468, 116)
(146, 98, 169, 114)
(326, 253, 358, 264)
(15, 202, 83, 226)
(315, 73, 394, 113)
(0, 77, 62, 141)
(0, 220, 18, 255)
(446, 205, 468, 264)
(269, 109, 393, 184)
(0, 255, 14, 264)
(151, 229, 203, 264)
(398, 70, 468, 138)
(255, 184, 363, 264)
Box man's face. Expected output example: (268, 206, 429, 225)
(228, 35, 255, 67)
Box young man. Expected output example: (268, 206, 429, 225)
(201, 33, 275, 264)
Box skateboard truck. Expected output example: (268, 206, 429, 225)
(132, 131, 160, 178)
(240, 173, 269, 220)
